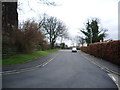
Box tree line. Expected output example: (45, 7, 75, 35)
(2, 2, 109, 55)
(3, 14, 67, 55)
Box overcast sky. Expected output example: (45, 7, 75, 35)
(18, 0, 119, 46)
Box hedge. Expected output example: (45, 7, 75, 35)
(80, 40, 120, 65)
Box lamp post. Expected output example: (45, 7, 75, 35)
(90, 28, 92, 44)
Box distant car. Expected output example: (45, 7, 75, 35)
(72, 47, 77, 52)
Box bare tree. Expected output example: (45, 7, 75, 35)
(39, 0, 58, 6)
(39, 15, 67, 49)
(59, 30, 69, 43)
(78, 36, 85, 46)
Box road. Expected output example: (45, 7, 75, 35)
(2, 50, 118, 88)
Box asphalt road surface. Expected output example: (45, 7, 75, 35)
(2, 50, 118, 88)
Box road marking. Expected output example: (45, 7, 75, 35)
(79, 51, 120, 76)
(42, 58, 54, 67)
(1, 53, 60, 75)
(80, 51, 120, 89)
(41, 52, 60, 67)
(108, 73, 120, 90)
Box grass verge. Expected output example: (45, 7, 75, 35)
(2, 49, 59, 66)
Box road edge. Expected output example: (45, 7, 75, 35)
(79, 50, 120, 90)
(1, 52, 60, 75)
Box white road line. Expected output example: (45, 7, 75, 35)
(1, 53, 60, 75)
(80, 51, 120, 76)
(42, 53, 58, 67)
(80, 51, 120, 89)
(108, 73, 120, 90)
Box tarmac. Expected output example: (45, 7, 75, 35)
(1, 50, 120, 76)
(1, 52, 58, 74)
(1, 50, 120, 89)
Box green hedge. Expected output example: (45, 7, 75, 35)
(80, 40, 120, 65)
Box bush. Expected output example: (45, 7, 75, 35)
(14, 21, 46, 53)
(3, 20, 49, 55)
(80, 40, 120, 65)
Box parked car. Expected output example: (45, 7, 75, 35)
(72, 47, 77, 52)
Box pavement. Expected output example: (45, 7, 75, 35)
(2, 50, 119, 88)
(80, 51, 120, 76)
(80, 51, 120, 89)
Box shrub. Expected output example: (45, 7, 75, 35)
(80, 40, 120, 65)
(3, 20, 49, 55)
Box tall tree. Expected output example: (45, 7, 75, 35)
(2, 2, 18, 55)
(80, 18, 107, 46)
(40, 15, 67, 49)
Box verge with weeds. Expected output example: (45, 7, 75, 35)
(2, 49, 59, 66)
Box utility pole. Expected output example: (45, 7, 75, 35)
(118, 1, 120, 40)
(89, 28, 92, 44)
